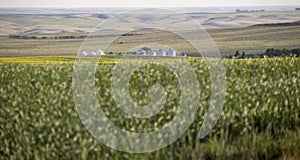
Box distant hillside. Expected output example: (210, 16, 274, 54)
(1, 11, 300, 35)
(1, 23, 300, 57)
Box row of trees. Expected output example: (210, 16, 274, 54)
(226, 48, 300, 59)
(8, 32, 142, 40)
(252, 21, 300, 27)
(9, 35, 89, 40)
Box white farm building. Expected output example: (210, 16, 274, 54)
(135, 48, 178, 57)
(78, 49, 105, 56)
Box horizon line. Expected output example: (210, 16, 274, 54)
(0, 5, 299, 9)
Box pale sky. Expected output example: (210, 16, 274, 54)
(0, 0, 299, 8)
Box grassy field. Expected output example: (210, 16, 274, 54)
(1, 24, 299, 57)
(0, 57, 300, 159)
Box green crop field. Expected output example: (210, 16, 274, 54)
(1, 11, 300, 159)
(0, 57, 300, 159)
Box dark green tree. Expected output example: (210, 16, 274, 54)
(234, 50, 240, 57)
(242, 51, 246, 59)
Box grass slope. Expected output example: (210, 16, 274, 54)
(0, 24, 299, 57)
